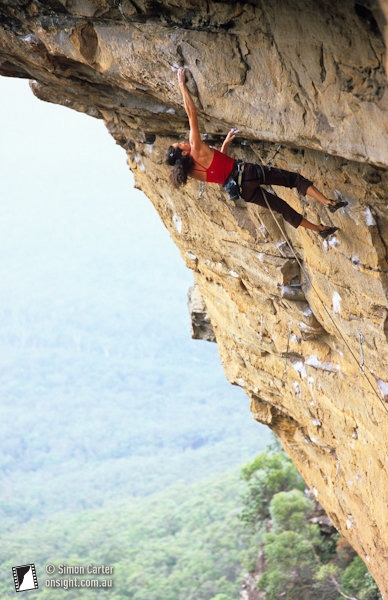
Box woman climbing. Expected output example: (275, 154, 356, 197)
(166, 68, 346, 239)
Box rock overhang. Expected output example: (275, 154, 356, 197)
(1, 0, 388, 595)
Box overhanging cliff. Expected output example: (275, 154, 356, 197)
(1, 0, 388, 595)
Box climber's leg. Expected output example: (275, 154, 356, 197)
(243, 185, 338, 236)
(262, 166, 340, 209)
(299, 218, 338, 237)
(240, 166, 339, 236)
(245, 186, 303, 229)
(305, 184, 337, 208)
(261, 165, 313, 196)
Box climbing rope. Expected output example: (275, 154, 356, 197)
(113, 0, 143, 31)
(281, 322, 292, 385)
(258, 314, 264, 342)
(259, 178, 388, 413)
(115, 0, 125, 19)
(266, 144, 281, 167)
(359, 333, 365, 375)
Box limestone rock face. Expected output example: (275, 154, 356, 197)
(1, 0, 388, 594)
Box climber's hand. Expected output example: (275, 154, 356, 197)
(225, 128, 239, 143)
(221, 128, 239, 154)
(177, 67, 187, 87)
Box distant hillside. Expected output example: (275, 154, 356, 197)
(0, 470, 249, 600)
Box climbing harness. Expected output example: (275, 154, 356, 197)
(237, 162, 245, 188)
(229, 145, 280, 201)
(223, 161, 245, 201)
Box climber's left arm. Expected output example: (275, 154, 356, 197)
(177, 68, 203, 152)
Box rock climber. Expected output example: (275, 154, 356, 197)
(166, 67, 346, 239)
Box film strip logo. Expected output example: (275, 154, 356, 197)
(12, 564, 39, 593)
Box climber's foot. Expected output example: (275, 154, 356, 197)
(319, 226, 339, 239)
(328, 200, 349, 213)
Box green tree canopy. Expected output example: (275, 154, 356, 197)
(240, 449, 305, 527)
(239, 445, 382, 600)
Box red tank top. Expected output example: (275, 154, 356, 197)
(192, 149, 236, 185)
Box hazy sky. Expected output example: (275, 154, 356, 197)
(0, 75, 190, 305)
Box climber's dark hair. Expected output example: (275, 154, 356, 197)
(165, 145, 193, 189)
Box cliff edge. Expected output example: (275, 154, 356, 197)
(1, 0, 388, 595)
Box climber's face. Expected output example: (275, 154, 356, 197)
(173, 141, 191, 156)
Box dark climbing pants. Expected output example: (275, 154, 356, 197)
(240, 163, 313, 229)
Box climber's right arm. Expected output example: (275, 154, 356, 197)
(221, 128, 239, 154)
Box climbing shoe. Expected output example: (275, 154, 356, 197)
(319, 226, 339, 239)
(328, 200, 348, 213)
